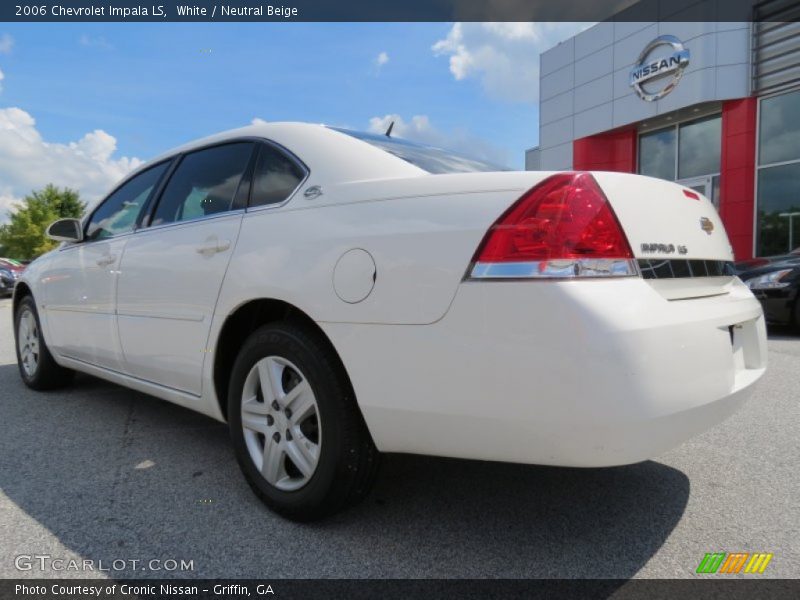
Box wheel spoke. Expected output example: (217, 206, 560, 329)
(242, 414, 270, 434)
(285, 381, 314, 423)
(261, 435, 285, 484)
(242, 395, 269, 415)
(241, 393, 270, 433)
(284, 437, 316, 478)
(257, 358, 285, 404)
(18, 316, 29, 341)
(291, 426, 319, 462)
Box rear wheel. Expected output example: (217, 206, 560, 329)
(228, 322, 379, 521)
(14, 296, 74, 390)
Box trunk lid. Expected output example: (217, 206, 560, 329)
(592, 172, 733, 262)
(592, 172, 736, 301)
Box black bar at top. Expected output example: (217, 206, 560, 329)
(0, 0, 782, 23)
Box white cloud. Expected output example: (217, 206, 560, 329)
(0, 34, 13, 55)
(367, 113, 508, 166)
(0, 106, 142, 222)
(0, 187, 20, 219)
(0, 68, 4, 94)
(432, 22, 591, 103)
(374, 51, 389, 70)
(79, 34, 112, 49)
(250, 117, 268, 126)
(368, 114, 433, 139)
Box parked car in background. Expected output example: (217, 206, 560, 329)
(0, 267, 16, 297)
(0, 259, 24, 297)
(736, 249, 800, 328)
(0, 258, 25, 275)
(12, 122, 768, 520)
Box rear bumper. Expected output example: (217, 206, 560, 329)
(323, 277, 767, 467)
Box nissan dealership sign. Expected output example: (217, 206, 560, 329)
(630, 35, 690, 101)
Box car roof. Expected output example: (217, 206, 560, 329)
(133, 122, 426, 187)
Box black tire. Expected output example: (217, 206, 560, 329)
(228, 321, 380, 521)
(14, 295, 74, 390)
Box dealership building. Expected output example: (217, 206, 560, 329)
(527, 0, 800, 259)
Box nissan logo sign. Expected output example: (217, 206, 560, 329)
(629, 35, 690, 101)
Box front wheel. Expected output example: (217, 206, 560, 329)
(14, 295, 74, 390)
(228, 322, 379, 521)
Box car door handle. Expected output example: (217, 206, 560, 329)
(96, 255, 116, 267)
(195, 238, 231, 256)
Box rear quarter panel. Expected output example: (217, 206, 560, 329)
(214, 175, 545, 326)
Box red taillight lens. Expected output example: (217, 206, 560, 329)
(470, 173, 635, 279)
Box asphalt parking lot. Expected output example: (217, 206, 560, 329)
(0, 297, 797, 580)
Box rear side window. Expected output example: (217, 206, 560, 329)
(151, 143, 255, 226)
(250, 143, 305, 208)
(85, 161, 169, 241)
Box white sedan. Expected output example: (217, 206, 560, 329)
(13, 122, 767, 520)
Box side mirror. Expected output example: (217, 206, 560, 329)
(46, 218, 83, 243)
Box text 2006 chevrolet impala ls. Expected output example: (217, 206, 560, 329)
(13, 123, 767, 520)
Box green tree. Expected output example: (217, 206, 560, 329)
(0, 185, 86, 260)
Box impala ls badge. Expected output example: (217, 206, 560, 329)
(700, 217, 714, 235)
(640, 243, 688, 254)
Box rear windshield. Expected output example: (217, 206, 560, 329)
(332, 128, 509, 174)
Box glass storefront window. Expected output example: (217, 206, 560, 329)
(639, 128, 676, 180)
(678, 115, 721, 179)
(757, 89, 800, 256)
(638, 114, 721, 183)
(712, 175, 720, 209)
(759, 89, 800, 166)
(757, 163, 800, 256)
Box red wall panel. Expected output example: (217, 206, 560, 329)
(573, 128, 637, 173)
(719, 98, 757, 260)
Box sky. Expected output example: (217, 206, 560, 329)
(0, 22, 589, 219)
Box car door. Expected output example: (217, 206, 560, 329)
(115, 142, 256, 395)
(42, 161, 171, 370)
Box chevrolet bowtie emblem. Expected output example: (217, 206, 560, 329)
(700, 217, 714, 235)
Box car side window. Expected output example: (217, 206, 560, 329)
(85, 161, 170, 242)
(250, 143, 305, 208)
(151, 143, 255, 227)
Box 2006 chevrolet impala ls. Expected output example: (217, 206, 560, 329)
(12, 123, 767, 520)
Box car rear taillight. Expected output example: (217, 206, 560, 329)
(468, 172, 637, 279)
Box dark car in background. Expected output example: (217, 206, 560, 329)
(736, 249, 800, 328)
(0, 258, 25, 272)
(0, 258, 25, 297)
(0, 267, 16, 297)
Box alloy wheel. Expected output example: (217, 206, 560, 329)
(17, 308, 40, 378)
(240, 356, 321, 491)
